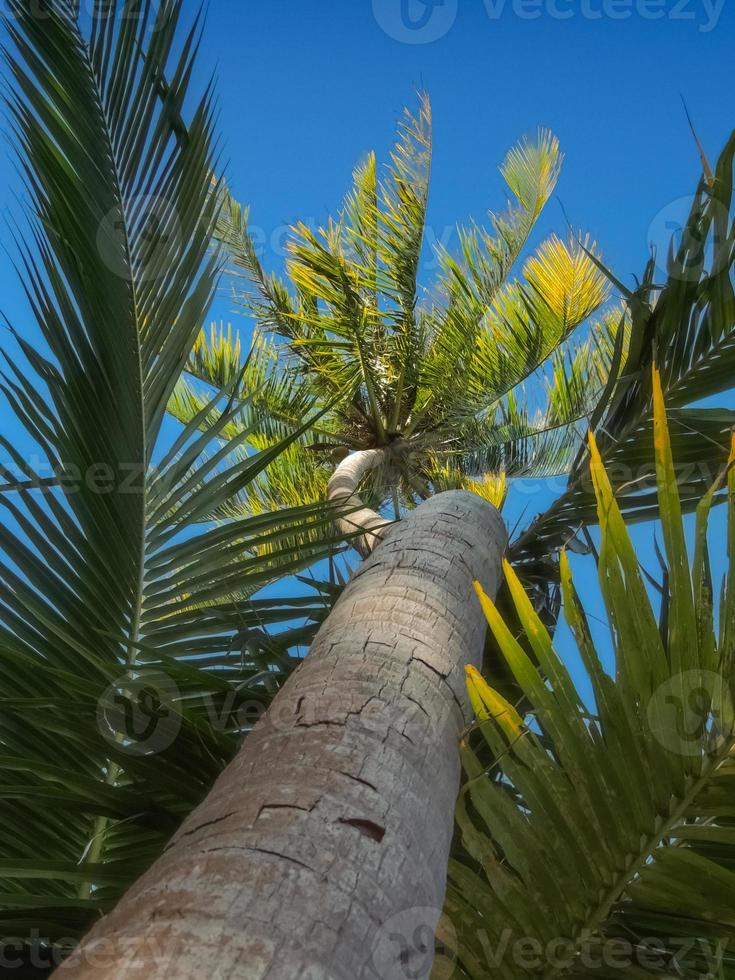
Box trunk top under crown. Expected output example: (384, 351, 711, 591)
(327, 447, 394, 558)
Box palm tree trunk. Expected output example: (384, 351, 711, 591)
(59, 490, 506, 980)
(327, 447, 392, 557)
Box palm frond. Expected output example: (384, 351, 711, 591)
(515, 131, 735, 561)
(421, 454, 508, 510)
(458, 307, 629, 479)
(169, 321, 326, 446)
(469, 235, 611, 404)
(443, 369, 735, 979)
(0, 0, 336, 953)
(439, 130, 563, 310)
(376, 92, 432, 319)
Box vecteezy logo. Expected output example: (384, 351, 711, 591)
(372, 0, 458, 43)
(371, 907, 457, 979)
(647, 193, 729, 283)
(97, 194, 183, 282)
(647, 670, 731, 758)
(97, 671, 181, 756)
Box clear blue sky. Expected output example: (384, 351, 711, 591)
(1, 0, 733, 690)
(201, 0, 734, 295)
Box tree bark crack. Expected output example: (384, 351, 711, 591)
(337, 771, 379, 793)
(166, 811, 238, 848)
(257, 802, 316, 820)
(203, 845, 316, 875)
(338, 818, 386, 843)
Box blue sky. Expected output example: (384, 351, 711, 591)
(202, 0, 734, 293)
(1, 0, 733, 690)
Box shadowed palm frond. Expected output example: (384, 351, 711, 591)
(0, 0, 336, 957)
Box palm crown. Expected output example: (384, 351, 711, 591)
(172, 96, 621, 529)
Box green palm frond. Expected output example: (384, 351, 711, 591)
(443, 370, 735, 979)
(438, 130, 562, 313)
(215, 190, 302, 340)
(342, 152, 379, 282)
(375, 92, 432, 319)
(216, 186, 373, 426)
(416, 139, 563, 420)
(418, 234, 610, 437)
(226, 442, 330, 514)
(465, 235, 611, 405)
(188, 321, 245, 388)
(497, 129, 564, 256)
(282, 93, 432, 430)
(0, 0, 336, 953)
(421, 454, 508, 510)
(169, 321, 326, 446)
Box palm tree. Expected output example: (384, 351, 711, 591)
(443, 373, 735, 979)
(61, 72, 735, 978)
(58, 101, 650, 976)
(0, 0, 339, 971)
(3, 0, 735, 975)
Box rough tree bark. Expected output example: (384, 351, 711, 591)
(58, 488, 507, 980)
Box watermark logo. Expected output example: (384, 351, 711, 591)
(7, 0, 165, 28)
(371, 906, 457, 979)
(483, 0, 725, 32)
(648, 194, 730, 282)
(374, 0, 726, 40)
(97, 670, 181, 756)
(97, 195, 182, 282)
(372, 0, 459, 43)
(648, 669, 732, 757)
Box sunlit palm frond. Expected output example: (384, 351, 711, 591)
(515, 132, 735, 561)
(416, 134, 563, 424)
(462, 235, 610, 408)
(439, 130, 562, 311)
(422, 453, 508, 510)
(443, 372, 735, 979)
(213, 189, 353, 408)
(457, 307, 629, 479)
(169, 321, 324, 446)
(377, 93, 432, 317)
(226, 442, 330, 514)
(497, 129, 563, 258)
